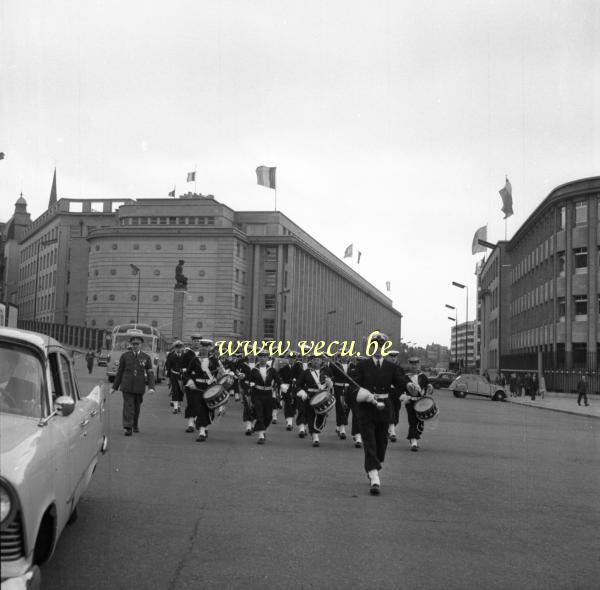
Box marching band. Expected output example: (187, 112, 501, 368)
(161, 331, 438, 495)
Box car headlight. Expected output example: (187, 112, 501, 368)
(1, 484, 13, 523)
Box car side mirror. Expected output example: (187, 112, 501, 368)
(55, 395, 75, 417)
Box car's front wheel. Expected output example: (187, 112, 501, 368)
(453, 390, 467, 398)
(493, 390, 507, 402)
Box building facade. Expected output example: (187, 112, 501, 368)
(479, 176, 599, 377)
(449, 321, 476, 370)
(8, 193, 402, 348)
(85, 194, 402, 345)
(1, 196, 31, 305)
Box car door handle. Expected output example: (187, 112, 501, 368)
(80, 419, 89, 427)
(90, 409, 98, 417)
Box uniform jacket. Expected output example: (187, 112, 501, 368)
(165, 350, 187, 379)
(187, 355, 220, 389)
(249, 366, 281, 392)
(353, 358, 407, 422)
(296, 367, 332, 399)
(113, 350, 155, 394)
(278, 362, 303, 384)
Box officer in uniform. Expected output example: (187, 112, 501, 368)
(328, 354, 352, 440)
(111, 332, 156, 436)
(248, 351, 281, 444)
(353, 332, 407, 494)
(165, 339, 186, 413)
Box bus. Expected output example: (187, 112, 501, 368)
(106, 324, 168, 382)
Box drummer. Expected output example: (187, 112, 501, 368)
(278, 351, 303, 431)
(165, 339, 186, 414)
(385, 350, 404, 442)
(248, 351, 281, 444)
(185, 337, 221, 442)
(400, 356, 433, 451)
(181, 333, 203, 433)
(236, 353, 257, 435)
(295, 355, 333, 447)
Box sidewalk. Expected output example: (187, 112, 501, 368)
(508, 392, 600, 419)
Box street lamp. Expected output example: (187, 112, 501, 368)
(452, 281, 469, 370)
(446, 304, 458, 370)
(326, 309, 337, 342)
(278, 288, 290, 340)
(33, 238, 58, 331)
(130, 264, 141, 324)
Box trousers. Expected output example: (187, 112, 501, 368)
(122, 392, 143, 429)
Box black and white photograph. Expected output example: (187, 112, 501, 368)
(0, 1, 598, 589)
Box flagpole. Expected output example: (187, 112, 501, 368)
(274, 188, 277, 212)
(505, 218, 507, 240)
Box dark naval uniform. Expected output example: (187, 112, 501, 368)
(405, 372, 431, 443)
(278, 360, 303, 427)
(112, 348, 155, 433)
(328, 360, 353, 438)
(236, 359, 257, 432)
(165, 347, 186, 410)
(248, 365, 281, 440)
(296, 366, 333, 440)
(186, 355, 221, 436)
(353, 357, 407, 473)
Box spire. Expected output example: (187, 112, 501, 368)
(49, 167, 57, 207)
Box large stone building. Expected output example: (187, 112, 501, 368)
(449, 321, 476, 370)
(8, 192, 402, 347)
(479, 176, 599, 376)
(1, 195, 31, 304)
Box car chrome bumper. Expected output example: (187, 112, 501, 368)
(1, 565, 41, 590)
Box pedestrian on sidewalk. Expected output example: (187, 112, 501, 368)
(85, 349, 95, 374)
(576, 375, 589, 407)
(539, 375, 546, 400)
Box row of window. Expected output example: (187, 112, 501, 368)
(88, 267, 208, 278)
(556, 295, 599, 321)
(94, 243, 208, 251)
(119, 216, 216, 226)
(87, 294, 207, 303)
(20, 227, 59, 262)
(19, 249, 57, 279)
(18, 270, 56, 297)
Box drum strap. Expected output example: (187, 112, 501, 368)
(373, 394, 389, 400)
(254, 385, 272, 391)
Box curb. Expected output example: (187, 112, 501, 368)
(508, 399, 600, 419)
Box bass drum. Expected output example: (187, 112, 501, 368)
(309, 391, 335, 416)
(203, 384, 230, 410)
(413, 396, 438, 421)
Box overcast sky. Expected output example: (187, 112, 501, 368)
(1, 0, 598, 348)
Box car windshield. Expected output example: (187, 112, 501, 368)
(0, 342, 44, 418)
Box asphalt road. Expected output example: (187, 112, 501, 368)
(41, 359, 599, 590)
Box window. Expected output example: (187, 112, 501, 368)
(264, 294, 276, 310)
(233, 319, 238, 333)
(263, 319, 275, 339)
(558, 205, 566, 230)
(235, 269, 240, 282)
(264, 270, 277, 288)
(207, 217, 215, 225)
(558, 297, 566, 321)
(557, 251, 566, 277)
(264, 247, 277, 262)
(574, 295, 587, 320)
(574, 248, 587, 274)
(574, 201, 587, 225)
(234, 294, 239, 308)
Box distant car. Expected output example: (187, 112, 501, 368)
(449, 374, 508, 401)
(97, 349, 110, 367)
(429, 371, 457, 389)
(0, 327, 109, 589)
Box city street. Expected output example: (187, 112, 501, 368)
(41, 358, 599, 590)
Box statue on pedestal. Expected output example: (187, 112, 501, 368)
(175, 259, 188, 290)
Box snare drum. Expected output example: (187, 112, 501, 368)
(203, 384, 230, 410)
(413, 396, 438, 421)
(309, 391, 335, 415)
(218, 374, 234, 390)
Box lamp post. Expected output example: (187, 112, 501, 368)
(446, 304, 458, 370)
(452, 281, 469, 370)
(278, 288, 290, 341)
(130, 264, 141, 324)
(326, 309, 337, 342)
(33, 238, 58, 331)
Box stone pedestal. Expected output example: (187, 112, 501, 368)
(172, 288, 186, 339)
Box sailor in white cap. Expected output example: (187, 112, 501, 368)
(165, 339, 186, 413)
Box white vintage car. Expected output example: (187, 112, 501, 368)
(0, 328, 109, 589)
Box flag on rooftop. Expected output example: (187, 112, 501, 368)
(256, 166, 276, 189)
(168, 187, 176, 197)
(386, 281, 391, 291)
(499, 177, 513, 219)
(187, 171, 196, 182)
(471, 225, 488, 254)
(357, 251, 362, 264)
(343, 244, 353, 258)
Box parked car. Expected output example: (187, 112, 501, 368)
(429, 371, 457, 389)
(448, 374, 508, 401)
(96, 349, 110, 367)
(0, 327, 109, 589)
